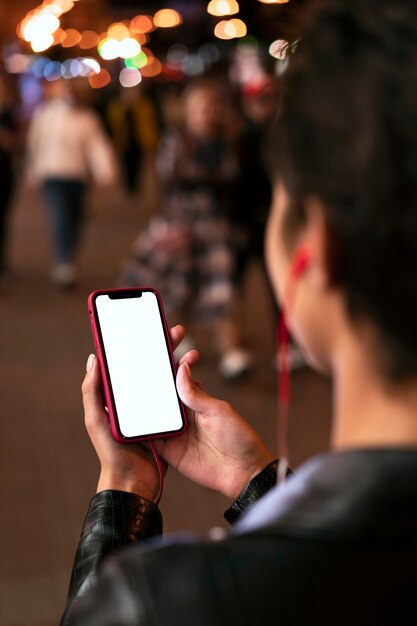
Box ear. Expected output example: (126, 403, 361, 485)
(299, 196, 330, 291)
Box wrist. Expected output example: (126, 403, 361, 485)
(224, 452, 276, 500)
(224, 459, 280, 524)
(97, 472, 157, 502)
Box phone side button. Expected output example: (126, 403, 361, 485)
(90, 322, 98, 350)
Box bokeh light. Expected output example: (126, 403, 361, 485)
(119, 67, 142, 88)
(80, 58, 101, 76)
(124, 50, 148, 69)
(269, 39, 289, 60)
(79, 30, 100, 49)
(52, 28, 66, 45)
(130, 15, 155, 34)
(44, 60, 63, 81)
(207, 0, 239, 17)
(107, 22, 130, 41)
(153, 9, 183, 28)
(22, 13, 60, 42)
(140, 57, 162, 78)
(98, 38, 119, 60)
(119, 38, 141, 59)
(88, 68, 111, 89)
(214, 18, 247, 39)
(198, 43, 220, 64)
(31, 33, 55, 52)
(61, 28, 82, 48)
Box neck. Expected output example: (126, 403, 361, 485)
(331, 325, 417, 451)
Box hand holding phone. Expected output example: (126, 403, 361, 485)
(82, 325, 192, 500)
(88, 287, 187, 443)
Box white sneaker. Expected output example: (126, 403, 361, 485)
(219, 348, 253, 380)
(275, 344, 306, 372)
(173, 336, 195, 362)
(51, 263, 77, 288)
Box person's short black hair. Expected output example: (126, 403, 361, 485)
(270, 0, 417, 381)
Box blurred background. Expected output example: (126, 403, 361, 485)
(0, 1, 331, 624)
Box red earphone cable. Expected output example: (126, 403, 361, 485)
(277, 247, 310, 485)
(149, 440, 165, 505)
(277, 311, 290, 484)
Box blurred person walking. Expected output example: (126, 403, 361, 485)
(120, 80, 252, 379)
(0, 73, 19, 282)
(106, 83, 160, 199)
(235, 76, 305, 370)
(26, 79, 116, 288)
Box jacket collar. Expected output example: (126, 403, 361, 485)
(236, 448, 417, 542)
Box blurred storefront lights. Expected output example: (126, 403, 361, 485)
(207, 0, 239, 17)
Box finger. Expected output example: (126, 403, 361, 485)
(82, 355, 108, 433)
(176, 362, 225, 417)
(178, 349, 200, 368)
(169, 325, 186, 352)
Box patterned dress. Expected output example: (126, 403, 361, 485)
(120, 131, 238, 320)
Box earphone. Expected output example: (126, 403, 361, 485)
(290, 246, 311, 280)
(277, 246, 311, 484)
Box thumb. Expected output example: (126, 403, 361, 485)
(176, 362, 221, 417)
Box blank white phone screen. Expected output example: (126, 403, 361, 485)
(96, 292, 183, 438)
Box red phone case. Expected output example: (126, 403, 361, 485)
(88, 286, 187, 443)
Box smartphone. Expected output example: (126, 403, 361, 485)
(88, 287, 186, 443)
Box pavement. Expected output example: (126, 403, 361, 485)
(0, 177, 331, 626)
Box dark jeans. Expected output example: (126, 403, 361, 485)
(43, 178, 86, 264)
(0, 176, 14, 272)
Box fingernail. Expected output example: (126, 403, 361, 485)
(86, 354, 95, 372)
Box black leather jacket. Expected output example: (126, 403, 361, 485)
(61, 449, 417, 625)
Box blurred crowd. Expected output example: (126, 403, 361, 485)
(0, 64, 301, 379)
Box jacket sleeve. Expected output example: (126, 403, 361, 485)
(224, 460, 280, 524)
(61, 489, 162, 625)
